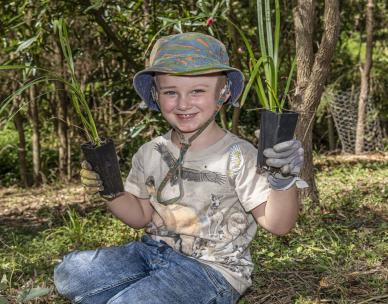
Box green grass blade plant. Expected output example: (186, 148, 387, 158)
(274, 0, 280, 88)
(240, 57, 268, 108)
(1, 19, 101, 145)
(280, 57, 296, 110)
(54, 18, 101, 146)
(233, 0, 295, 113)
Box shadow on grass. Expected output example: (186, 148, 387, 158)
(242, 182, 387, 303)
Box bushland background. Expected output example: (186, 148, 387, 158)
(0, 1, 387, 303)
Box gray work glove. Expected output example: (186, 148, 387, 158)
(263, 139, 309, 191)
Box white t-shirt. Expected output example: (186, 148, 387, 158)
(124, 130, 270, 294)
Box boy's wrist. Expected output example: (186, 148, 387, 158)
(102, 191, 126, 202)
(267, 174, 308, 191)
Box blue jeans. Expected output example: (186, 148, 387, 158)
(54, 235, 240, 304)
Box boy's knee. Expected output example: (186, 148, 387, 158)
(54, 251, 86, 298)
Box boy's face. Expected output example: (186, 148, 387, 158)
(155, 73, 228, 135)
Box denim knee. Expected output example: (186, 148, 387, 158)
(54, 251, 85, 300)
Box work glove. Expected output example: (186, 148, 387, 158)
(80, 161, 124, 200)
(80, 160, 104, 197)
(255, 128, 308, 190)
(80, 160, 117, 201)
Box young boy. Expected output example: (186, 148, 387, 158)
(54, 32, 305, 304)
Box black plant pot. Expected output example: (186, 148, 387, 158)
(81, 138, 124, 196)
(257, 109, 299, 170)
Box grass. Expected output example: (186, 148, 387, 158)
(0, 155, 387, 303)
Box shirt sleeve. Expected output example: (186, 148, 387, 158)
(124, 146, 150, 199)
(234, 144, 271, 212)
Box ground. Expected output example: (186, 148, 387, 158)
(0, 153, 387, 303)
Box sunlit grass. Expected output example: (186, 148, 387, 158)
(0, 157, 386, 303)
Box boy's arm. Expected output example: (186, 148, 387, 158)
(251, 186, 298, 236)
(106, 193, 154, 229)
(249, 138, 306, 235)
(80, 161, 154, 229)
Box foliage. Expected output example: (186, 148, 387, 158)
(0, 0, 386, 185)
(1, 18, 101, 146)
(234, 0, 296, 111)
(0, 127, 22, 186)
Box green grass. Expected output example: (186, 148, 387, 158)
(0, 157, 387, 303)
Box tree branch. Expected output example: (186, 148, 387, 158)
(81, 0, 130, 60)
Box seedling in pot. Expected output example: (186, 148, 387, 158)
(227, 0, 298, 171)
(0, 18, 123, 196)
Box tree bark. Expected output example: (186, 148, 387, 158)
(227, 5, 244, 135)
(28, 85, 42, 185)
(355, 0, 374, 154)
(292, 0, 340, 204)
(81, 0, 131, 61)
(219, 107, 227, 130)
(327, 112, 336, 151)
(55, 41, 70, 182)
(143, 0, 151, 28)
(12, 93, 29, 188)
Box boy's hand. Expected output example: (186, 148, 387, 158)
(80, 161, 104, 195)
(263, 140, 304, 176)
(262, 139, 308, 190)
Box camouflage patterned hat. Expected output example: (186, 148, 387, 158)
(133, 32, 245, 111)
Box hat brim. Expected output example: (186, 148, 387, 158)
(133, 63, 244, 111)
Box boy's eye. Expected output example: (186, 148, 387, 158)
(162, 91, 176, 96)
(192, 89, 205, 95)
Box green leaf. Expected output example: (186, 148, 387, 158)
(130, 124, 146, 138)
(83, 0, 103, 13)
(211, 1, 221, 16)
(17, 287, 50, 303)
(280, 57, 296, 110)
(0, 296, 9, 304)
(16, 36, 38, 53)
(240, 56, 268, 108)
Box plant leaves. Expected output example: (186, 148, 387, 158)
(17, 287, 50, 303)
(84, 0, 103, 13)
(130, 124, 146, 138)
(0, 296, 9, 304)
(16, 36, 38, 53)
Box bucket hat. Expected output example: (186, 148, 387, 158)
(133, 32, 244, 111)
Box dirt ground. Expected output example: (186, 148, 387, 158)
(1, 152, 386, 229)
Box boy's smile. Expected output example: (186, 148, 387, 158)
(155, 73, 228, 138)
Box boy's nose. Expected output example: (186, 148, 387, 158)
(176, 95, 192, 110)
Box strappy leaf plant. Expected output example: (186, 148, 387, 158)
(227, 0, 296, 112)
(0, 18, 101, 146)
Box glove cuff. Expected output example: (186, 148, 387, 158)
(268, 175, 309, 191)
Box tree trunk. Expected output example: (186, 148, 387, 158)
(327, 112, 336, 151)
(12, 94, 29, 188)
(219, 107, 227, 130)
(55, 41, 70, 182)
(143, 0, 151, 28)
(227, 7, 244, 136)
(28, 85, 42, 185)
(81, 0, 132, 61)
(355, 0, 374, 154)
(292, 0, 340, 204)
